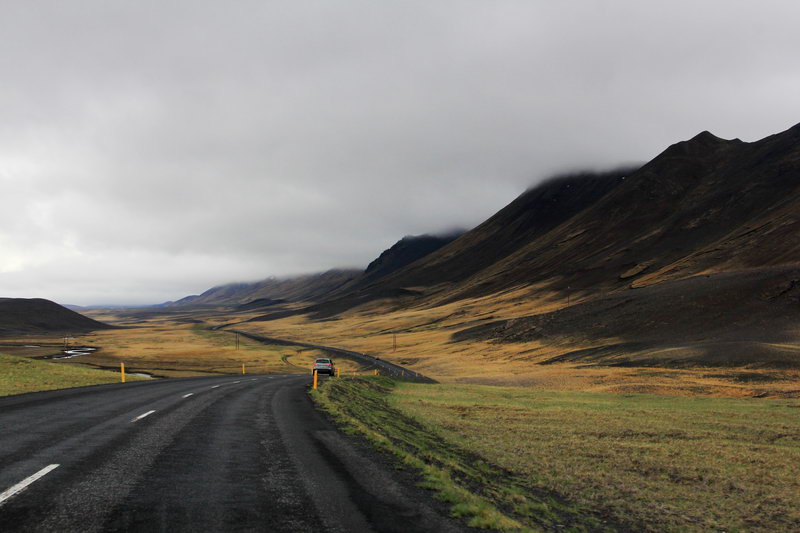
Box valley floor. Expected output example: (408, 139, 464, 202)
(5, 303, 800, 531)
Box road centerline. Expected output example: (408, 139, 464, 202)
(132, 410, 156, 422)
(0, 464, 60, 506)
(182, 393, 194, 398)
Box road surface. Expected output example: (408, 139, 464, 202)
(0, 374, 465, 532)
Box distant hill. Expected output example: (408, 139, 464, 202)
(167, 269, 362, 308)
(169, 231, 461, 309)
(0, 298, 111, 334)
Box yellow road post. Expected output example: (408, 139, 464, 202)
(242, 363, 246, 375)
(120, 362, 126, 383)
(313, 369, 318, 390)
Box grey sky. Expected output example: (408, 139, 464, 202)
(2, 1, 799, 305)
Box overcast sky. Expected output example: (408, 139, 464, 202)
(2, 1, 799, 305)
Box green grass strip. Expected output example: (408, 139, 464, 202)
(0, 352, 143, 397)
(311, 376, 619, 532)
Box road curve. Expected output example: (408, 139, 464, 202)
(229, 330, 438, 384)
(0, 375, 465, 532)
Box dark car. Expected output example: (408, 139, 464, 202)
(312, 357, 336, 376)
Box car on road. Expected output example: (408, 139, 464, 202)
(313, 358, 336, 376)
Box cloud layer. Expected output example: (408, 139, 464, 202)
(2, 1, 800, 304)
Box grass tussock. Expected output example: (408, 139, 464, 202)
(0, 351, 145, 397)
(312, 377, 616, 532)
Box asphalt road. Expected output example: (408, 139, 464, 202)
(229, 330, 437, 383)
(0, 375, 466, 532)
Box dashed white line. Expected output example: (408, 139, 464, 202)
(182, 393, 194, 398)
(234, 381, 241, 384)
(131, 410, 156, 422)
(211, 385, 220, 389)
(0, 464, 60, 506)
(250, 379, 257, 381)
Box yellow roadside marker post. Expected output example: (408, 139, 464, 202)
(313, 369, 318, 390)
(120, 362, 126, 383)
(336, 367, 340, 378)
(241, 363, 246, 375)
(373, 369, 378, 376)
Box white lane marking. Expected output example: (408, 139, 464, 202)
(0, 464, 60, 506)
(131, 410, 156, 422)
(250, 379, 257, 381)
(182, 393, 194, 398)
(211, 385, 220, 389)
(234, 381, 241, 384)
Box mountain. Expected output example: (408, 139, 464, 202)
(0, 298, 111, 334)
(360, 232, 464, 286)
(170, 232, 461, 309)
(256, 122, 800, 369)
(360, 168, 635, 298)
(313, 123, 800, 309)
(168, 269, 362, 308)
(433, 122, 800, 367)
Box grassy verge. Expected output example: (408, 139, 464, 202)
(314, 377, 800, 532)
(0, 352, 145, 397)
(311, 377, 615, 532)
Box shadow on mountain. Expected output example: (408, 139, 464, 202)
(454, 266, 800, 368)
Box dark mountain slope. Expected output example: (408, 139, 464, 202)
(360, 232, 463, 286)
(449, 123, 800, 303)
(455, 265, 800, 368)
(0, 298, 111, 334)
(366, 168, 635, 291)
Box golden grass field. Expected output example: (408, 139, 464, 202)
(219, 286, 800, 399)
(1, 309, 376, 381)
